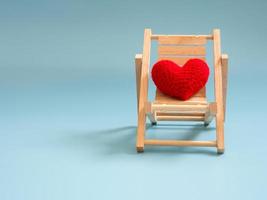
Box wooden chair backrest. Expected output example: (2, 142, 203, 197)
(155, 35, 210, 97)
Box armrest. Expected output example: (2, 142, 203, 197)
(221, 53, 228, 121)
(135, 54, 143, 112)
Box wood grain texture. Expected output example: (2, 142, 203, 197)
(136, 29, 152, 152)
(151, 103, 209, 113)
(213, 29, 225, 152)
(158, 56, 206, 66)
(158, 35, 208, 45)
(158, 45, 206, 56)
(155, 88, 206, 103)
(151, 34, 213, 40)
(156, 115, 204, 121)
(144, 139, 217, 147)
(135, 54, 142, 113)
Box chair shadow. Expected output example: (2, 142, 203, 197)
(62, 123, 218, 156)
(63, 126, 138, 155)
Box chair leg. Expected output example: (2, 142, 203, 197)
(204, 122, 210, 127)
(147, 111, 157, 125)
(204, 111, 212, 127)
(135, 54, 146, 152)
(216, 116, 225, 154)
(151, 122, 157, 126)
(204, 103, 216, 127)
(136, 109, 146, 153)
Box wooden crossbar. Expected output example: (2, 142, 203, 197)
(156, 115, 204, 121)
(149, 103, 209, 113)
(158, 56, 206, 66)
(151, 34, 213, 40)
(158, 45, 206, 56)
(146, 102, 216, 123)
(144, 140, 217, 147)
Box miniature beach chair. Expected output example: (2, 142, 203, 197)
(135, 29, 228, 154)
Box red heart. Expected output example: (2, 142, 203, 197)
(151, 59, 210, 100)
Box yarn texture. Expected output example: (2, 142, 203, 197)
(151, 59, 210, 100)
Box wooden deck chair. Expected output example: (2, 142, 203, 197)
(135, 28, 228, 154)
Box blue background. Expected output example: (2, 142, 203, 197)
(1, 0, 267, 199)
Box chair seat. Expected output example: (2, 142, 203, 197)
(152, 89, 209, 121)
(155, 89, 208, 105)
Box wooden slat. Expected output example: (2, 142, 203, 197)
(144, 139, 217, 147)
(152, 34, 213, 40)
(213, 29, 224, 152)
(157, 113, 204, 117)
(136, 29, 151, 152)
(151, 103, 209, 113)
(155, 88, 206, 104)
(158, 36, 207, 45)
(155, 103, 214, 122)
(158, 45, 206, 56)
(152, 107, 206, 121)
(157, 115, 204, 121)
(158, 56, 206, 66)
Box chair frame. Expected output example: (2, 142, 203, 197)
(135, 28, 228, 154)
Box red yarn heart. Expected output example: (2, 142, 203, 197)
(151, 59, 210, 100)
